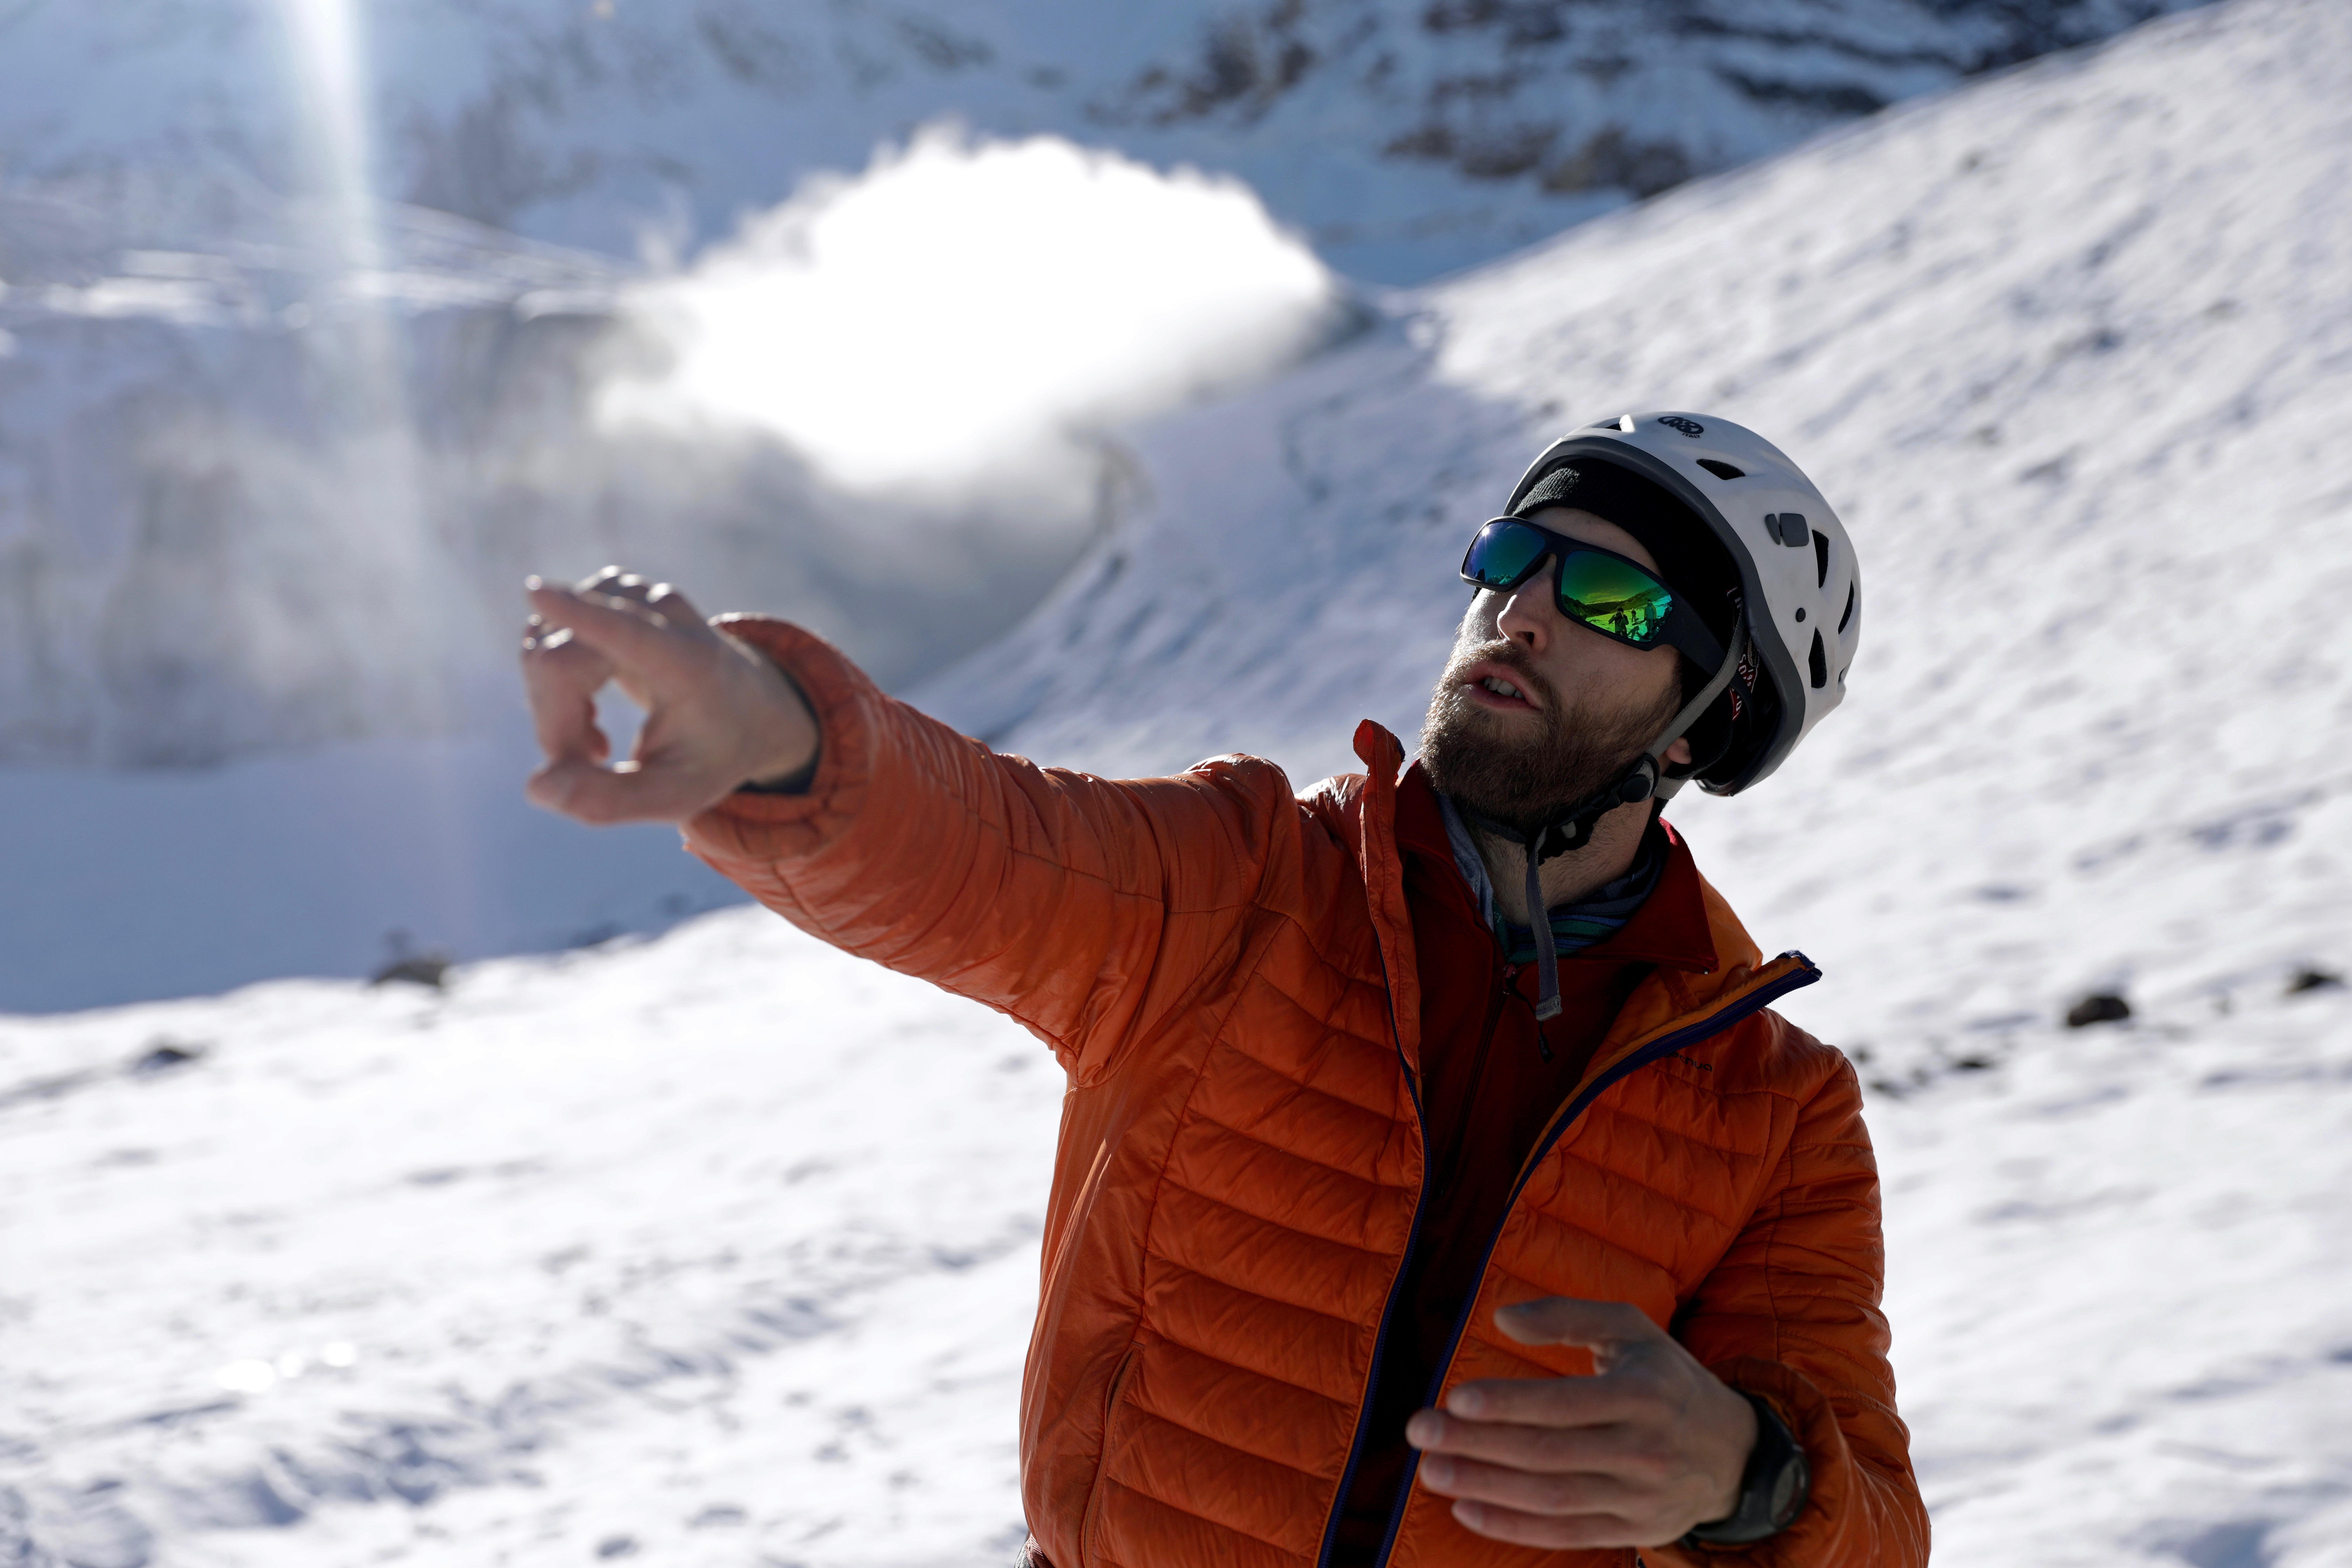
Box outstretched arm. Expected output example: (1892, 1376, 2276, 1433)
(520, 570, 1300, 1082)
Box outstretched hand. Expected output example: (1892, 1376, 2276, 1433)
(1406, 1297, 1758, 1550)
(521, 569, 819, 825)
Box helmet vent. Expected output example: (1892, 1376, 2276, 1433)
(1696, 459, 1745, 480)
(1808, 630, 1829, 690)
(1766, 512, 1809, 546)
(1838, 581, 1857, 634)
(1813, 531, 1831, 588)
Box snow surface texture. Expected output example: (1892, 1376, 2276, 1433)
(0, 0, 2207, 285)
(5, 923, 2346, 1566)
(0, 919, 1064, 1568)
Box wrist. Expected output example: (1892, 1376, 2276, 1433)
(1682, 1392, 1809, 1548)
(740, 748, 820, 794)
(1704, 1378, 1760, 1522)
(722, 631, 821, 789)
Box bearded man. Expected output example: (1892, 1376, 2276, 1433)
(520, 413, 1924, 1568)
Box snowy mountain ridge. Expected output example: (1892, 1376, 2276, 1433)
(1, 0, 2210, 283)
(0, 0, 2219, 773)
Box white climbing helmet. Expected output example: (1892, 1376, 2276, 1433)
(1503, 410, 1861, 793)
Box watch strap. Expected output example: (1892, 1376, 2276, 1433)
(1680, 1391, 1810, 1547)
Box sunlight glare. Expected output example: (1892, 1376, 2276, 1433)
(279, 0, 379, 271)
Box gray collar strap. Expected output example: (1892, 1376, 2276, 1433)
(1443, 615, 1751, 1022)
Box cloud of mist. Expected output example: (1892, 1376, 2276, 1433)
(601, 126, 1346, 499)
(0, 138, 1352, 767)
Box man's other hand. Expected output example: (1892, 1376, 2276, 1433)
(1405, 1297, 1759, 1550)
(521, 569, 819, 825)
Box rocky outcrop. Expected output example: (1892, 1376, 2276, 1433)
(1094, 0, 2201, 210)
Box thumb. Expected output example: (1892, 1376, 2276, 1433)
(525, 756, 727, 826)
(1494, 1297, 1664, 1367)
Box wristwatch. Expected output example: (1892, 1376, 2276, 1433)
(1680, 1392, 1810, 1547)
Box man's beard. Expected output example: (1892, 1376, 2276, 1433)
(1419, 642, 1681, 833)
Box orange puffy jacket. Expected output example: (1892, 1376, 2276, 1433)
(686, 622, 1927, 1568)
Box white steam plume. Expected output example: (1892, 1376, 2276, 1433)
(602, 126, 1346, 498)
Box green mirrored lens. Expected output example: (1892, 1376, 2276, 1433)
(1555, 551, 1674, 645)
(1464, 520, 1548, 587)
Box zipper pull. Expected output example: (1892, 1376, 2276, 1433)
(1501, 961, 1557, 1061)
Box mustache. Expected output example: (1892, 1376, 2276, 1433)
(1450, 640, 1558, 709)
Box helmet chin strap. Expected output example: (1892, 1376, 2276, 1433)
(1454, 616, 1751, 1021)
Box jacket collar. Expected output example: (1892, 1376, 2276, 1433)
(1392, 763, 1717, 975)
(1346, 719, 1802, 1084)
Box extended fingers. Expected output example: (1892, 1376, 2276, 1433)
(1444, 1498, 1645, 1551)
(579, 568, 710, 624)
(1438, 1368, 1653, 1429)
(578, 566, 665, 606)
(520, 618, 614, 766)
(528, 579, 712, 677)
(1408, 1409, 1668, 1482)
(1416, 1451, 1635, 1517)
(644, 581, 707, 625)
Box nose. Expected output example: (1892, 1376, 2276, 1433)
(1493, 561, 1560, 652)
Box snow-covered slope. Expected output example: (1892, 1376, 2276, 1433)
(4, 902, 2347, 1567)
(0, 0, 2209, 284)
(0, 916, 1064, 1568)
(6, 1, 2352, 1563)
(919, 0, 2352, 1066)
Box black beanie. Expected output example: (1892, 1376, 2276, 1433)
(1510, 459, 1741, 647)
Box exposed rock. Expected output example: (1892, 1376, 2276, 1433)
(128, 1041, 205, 1075)
(370, 954, 452, 990)
(2065, 994, 2134, 1028)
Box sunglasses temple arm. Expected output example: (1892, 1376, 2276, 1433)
(1644, 614, 1750, 798)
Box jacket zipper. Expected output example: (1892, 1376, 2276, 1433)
(1311, 899, 1434, 1568)
(1362, 960, 1822, 1568)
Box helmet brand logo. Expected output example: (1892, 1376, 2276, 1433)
(1727, 642, 1758, 721)
(1658, 416, 1704, 438)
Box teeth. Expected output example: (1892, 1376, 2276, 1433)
(1482, 676, 1522, 699)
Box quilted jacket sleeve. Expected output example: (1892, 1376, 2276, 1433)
(1657, 1034, 1928, 1568)
(679, 618, 1295, 1083)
